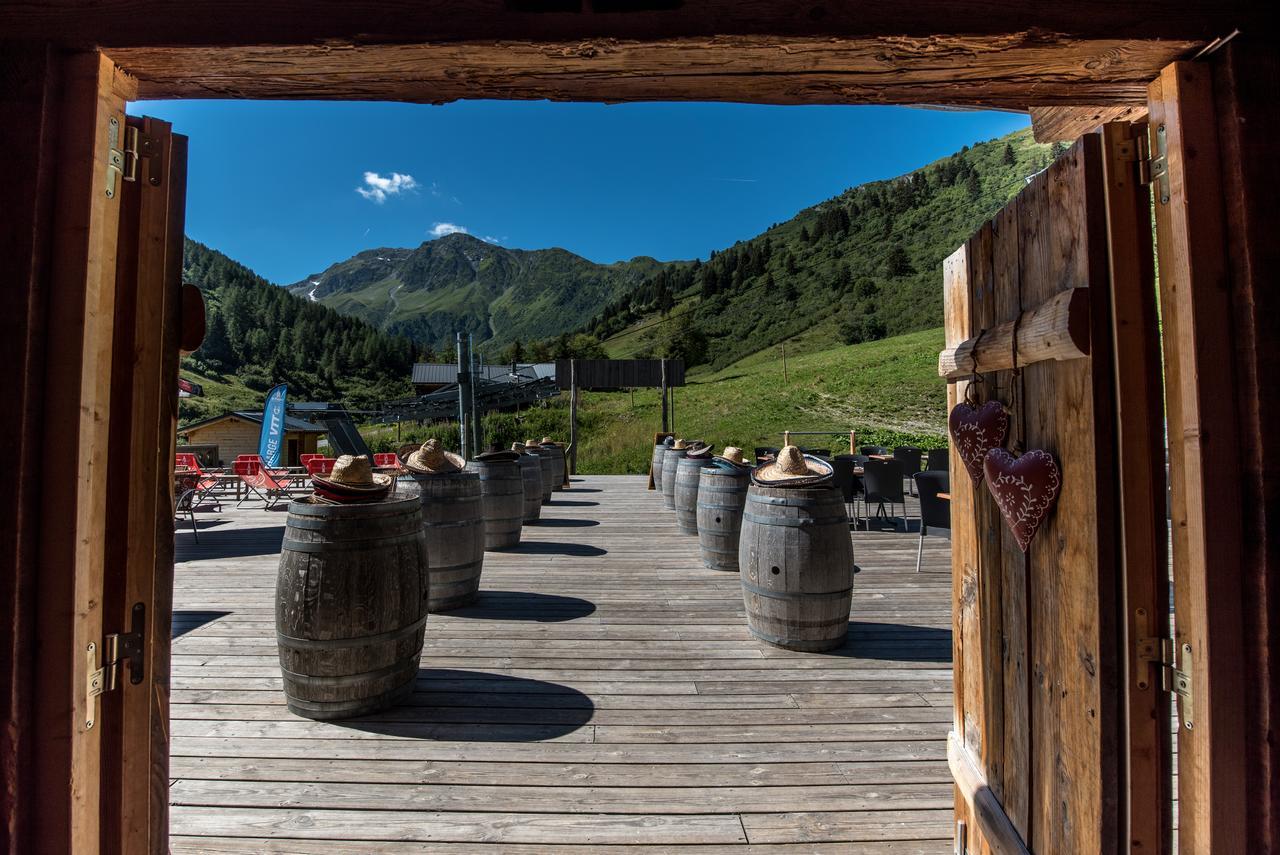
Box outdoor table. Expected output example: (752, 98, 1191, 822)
(938, 492, 951, 500)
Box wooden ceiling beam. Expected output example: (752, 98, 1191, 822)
(1030, 105, 1148, 140)
(108, 36, 1196, 106)
(0, 1, 1255, 48)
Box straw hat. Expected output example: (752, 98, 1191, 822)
(405, 439, 465, 475)
(751, 445, 834, 487)
(311, 454, 392, 502)
(716, 446, 748, 467)
(524, 438, 540, 449)
(684, 441, 713, 459)
(672, 439, 687, 450)
(539, 436, 559, 447)
(511, 442, 527, 453)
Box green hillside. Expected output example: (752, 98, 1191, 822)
(286, 233, 664, 355)
(365, 326, 948, 474)
(588, 128, 1056, 367)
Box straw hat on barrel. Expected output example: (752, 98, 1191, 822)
(751, 445, 833, 487)
(539, 436, 559, 447)
(715, 446, 750, 468)
(405, 438, 465, 475)
(311, 454, 392, 503)
(524, 439, 540, 449)
(511, 442, 527, 453)
(672, 439, 687, 450)
(684, 441, 713, 459)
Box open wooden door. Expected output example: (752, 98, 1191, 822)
(943, 128, 1170, 854)
(98, 113, 189, 853)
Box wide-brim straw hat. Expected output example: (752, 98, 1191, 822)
(684, 441, 713, 459)
(671, 439, 687, 450)
(715, 446, 749, 467)
(475, 449, 521, 463)
(539, 437, 559, 447)
(312, 454, 392, 499)
(405, 439, 465, 475)
(524, 439, 540, 449)
(751, 445, 834, 487)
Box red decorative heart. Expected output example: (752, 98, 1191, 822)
(948, 401, 1009, 485)
(983, 448, 1062, 553)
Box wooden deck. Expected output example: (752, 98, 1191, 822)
(170, 474, 954, 852)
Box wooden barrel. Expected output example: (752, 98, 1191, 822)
(533, 447, 556, 503)
(738, 483, 854, 651)
(396, 472, 485, 612)
(696, 461, 750, 570)
(515, 452, 543, 523)
(275, 496, 428, 720)
(541, 443, 567, 491)
(661, 447, 687, 510)
(673, 456, 709, 535)
(465, 457, 524, 550)
(650, 443, 668, 494)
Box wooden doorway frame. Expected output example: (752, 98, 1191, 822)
(3, 32, 1276, 855)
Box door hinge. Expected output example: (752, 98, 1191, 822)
(84, 602, 146, 730)
(1115, 125, 1170, 205)
(1134, 608, 1193, 729)
(105, 116, 124, 199)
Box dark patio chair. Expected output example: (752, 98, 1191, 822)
(862, 459, 905, 529)
(926, 447, 949, 472)
(860, 445, 890, 457)
(894, 446, 923, 495)
(832, 455, 865, 523)
(754, 446, 780, 461)
(175, 487, 200, 542)
(914, 470, 951, 572)
(801, 447, 831, 459)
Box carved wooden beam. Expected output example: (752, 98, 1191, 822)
(938, 287, 1090, 379)
(105, 36, 1196, 105)
(1031, 104, 1147, 141)
(949, 733, 1031, 855)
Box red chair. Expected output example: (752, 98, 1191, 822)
(300, 453, 322, 469)
(233, 459, 293, 509)
(304, 457, 337, 478)
(175, 452, 222, 510)
(373, 452, 404, 470)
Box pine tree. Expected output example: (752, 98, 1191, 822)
(1002, 142, 1016, 165)
(198, 309, 234, 370)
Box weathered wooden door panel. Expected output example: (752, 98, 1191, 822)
(945, 130, 1163, 854)
(99, 114, 189, 854)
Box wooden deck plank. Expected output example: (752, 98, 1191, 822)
(170, 474, 953, 848)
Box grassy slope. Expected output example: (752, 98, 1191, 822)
(367, 326, 946, 474)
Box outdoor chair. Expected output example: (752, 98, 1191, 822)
(914, 470, 952, 572)
(832, 455, 865, 523)
(801, 447, 831, 459)
(175, 452, 222, 510)
(174, 486, 201, 541)
(894, 446, 923, 495)
(304, 457, 337, 481)
(754, 446, 780, 461)
(926, 448, 949, 472)
(862, 459, 906, 529)
(233, 459, 293, 509)
(300, 453, 322, 469)
(860, 445, 890, 457)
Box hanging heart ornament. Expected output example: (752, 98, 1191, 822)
(983, 448, 1062, 553)
(948, 400, 1009, 485)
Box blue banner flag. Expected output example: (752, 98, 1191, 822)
(258, 384, 288, 468)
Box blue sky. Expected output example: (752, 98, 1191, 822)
(130, 99, 1029, 284)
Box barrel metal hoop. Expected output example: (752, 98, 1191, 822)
(745, 624, 846, 650)
(280, 643, 425, 687)
(741, 580, 852, 601)
(423, 495, 481, 504)
(286, 512, 417, 531)
(748, 493, 840, 508)
(282, 532, 425, 553)
(741, 512, 848, 528)
(423, 518, 484, 530)
(278, 615, 427, 650)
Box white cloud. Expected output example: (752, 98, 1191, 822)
(356, 171, 419, 203)
(430, 222, 468, 237)
(480, 235, 504, 245)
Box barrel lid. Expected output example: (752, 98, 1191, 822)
(474, 449, 521, 463)
(703, 458, 749, 475)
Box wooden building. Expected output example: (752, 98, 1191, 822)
(178, 410, 327, 467)
(1, 4, 1275, 854)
